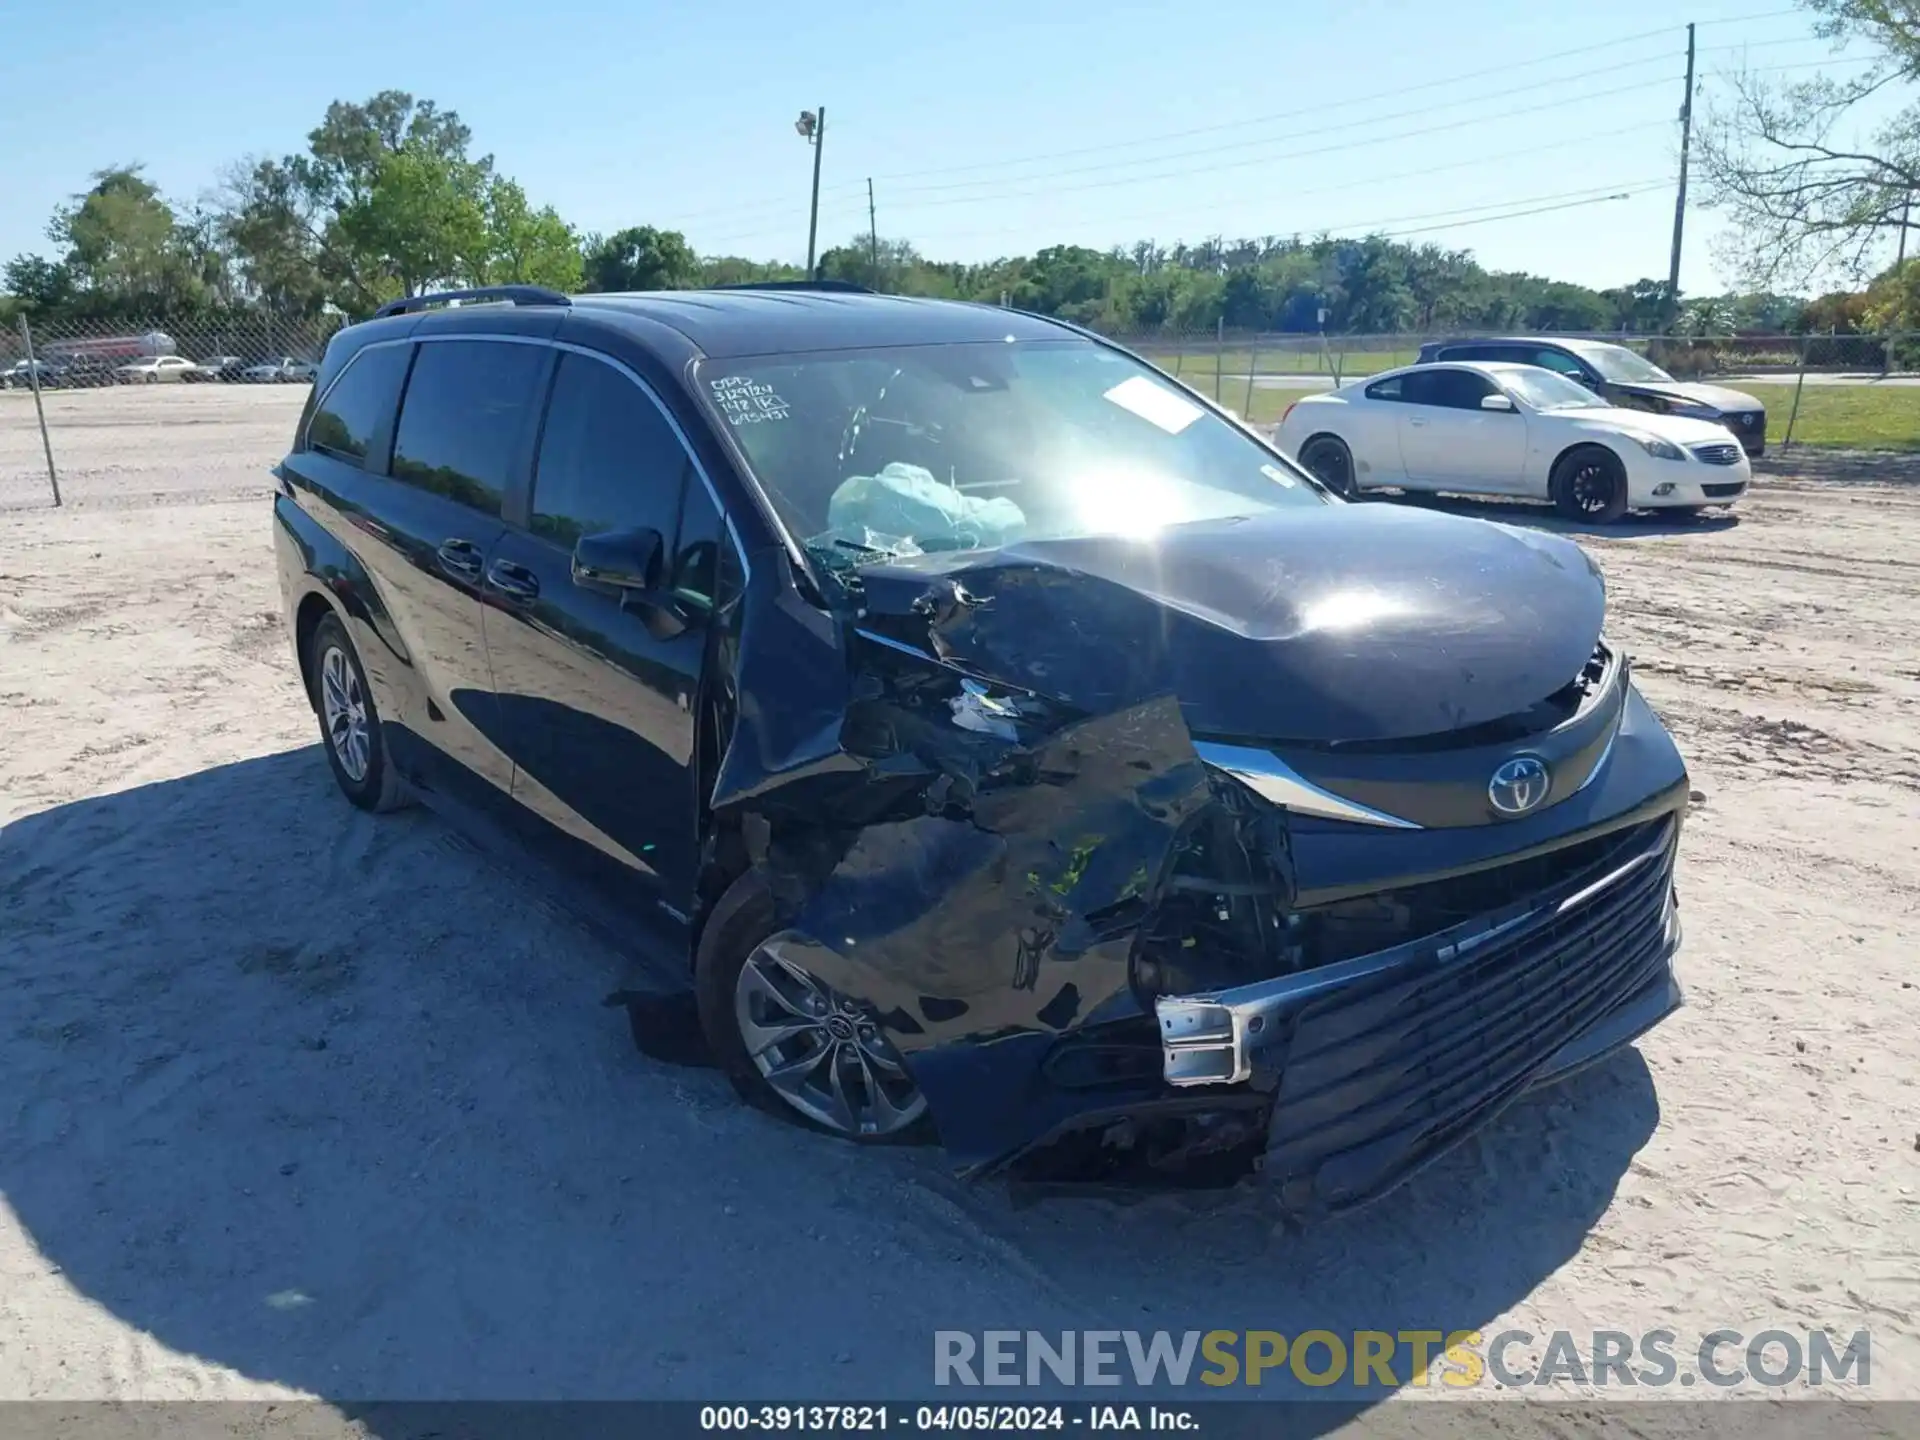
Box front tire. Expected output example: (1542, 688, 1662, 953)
(694, 869, 932, 1143)
(308, 612, 410, 813)
(1298, 434, 1358, 497)
(1550, 445, 1629, 523)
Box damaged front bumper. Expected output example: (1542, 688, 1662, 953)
(1157, 814, 1682, 1219)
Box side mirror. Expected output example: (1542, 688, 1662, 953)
(1480, 393, 1516, 412)
(572, 527, 663, 591)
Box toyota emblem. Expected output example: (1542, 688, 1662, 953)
(1488, 756, 1551, 817)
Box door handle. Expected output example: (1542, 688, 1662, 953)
(486, 559, 541, 604)
(436, 538, 484, 581)
(1407, 418, 1429, 428)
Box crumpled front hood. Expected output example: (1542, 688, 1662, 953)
(852, 504, 1607, 744)
(1615, 379, 1763, 412)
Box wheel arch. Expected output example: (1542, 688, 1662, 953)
(293, 591, 339, 711)
(1549, 436, 1631, 483)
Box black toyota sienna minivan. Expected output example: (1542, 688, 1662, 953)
(273, 282, 1689, 1217)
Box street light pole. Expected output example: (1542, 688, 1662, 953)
(796, 107, 826, 278)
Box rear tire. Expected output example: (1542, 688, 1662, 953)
(1550, 445, 1629, 523)
(1298, 434, 1358, 497)
(308, 612, 410, 813)
(694, 868, 933, 1144)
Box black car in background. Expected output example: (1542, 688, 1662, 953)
(274, 284, 1689, 1217)
(1416, 336, 1768, 456)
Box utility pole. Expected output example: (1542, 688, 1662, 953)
(795, 107, 827, 278)
(867, 177, 879, 289)
(1885, 189, 1911, 374)
(1665, 22, 1697, 331)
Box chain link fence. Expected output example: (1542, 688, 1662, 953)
(1104, 325, 1920, 451)
(2, 311, 343, 508)
(4, 308, 1916, 509)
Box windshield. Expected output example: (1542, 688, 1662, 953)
(1504, 367, 1608, 411)
(700, 339, 1324, 571)
(1580, 342, 1675, 385)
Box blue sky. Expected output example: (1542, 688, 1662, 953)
(0, 0, 1885, 293)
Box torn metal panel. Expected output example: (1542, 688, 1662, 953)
(737, 682, 1217, 1170)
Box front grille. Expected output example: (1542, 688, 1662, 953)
(1262, 816, 1677, 1217)
(1702, 481, 1746, 499)
(1691, 442, 1742, 465)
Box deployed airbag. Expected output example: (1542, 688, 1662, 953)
(823, 462, 1026, 555)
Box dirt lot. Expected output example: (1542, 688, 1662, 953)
(2, 386, 1917, 1417)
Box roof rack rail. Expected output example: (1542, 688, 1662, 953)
(710, 280, 875, 295)
(373, 285, 572, 319)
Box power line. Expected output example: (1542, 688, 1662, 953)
(679, 28, 1839, 244)
(853, 24, 1689, 189)
(664, 22, 1700, 229)
(877, 59, 1681, 201)
(671, 20, 1831, 235)
(874, 78, 1683, 214)
(837, 13, 1815, 192)
(1371, 185, 1672, 240)
(893, 126, 1677, 249)
(923, 179, 1672, 253)
(695, 75, 1682, 245)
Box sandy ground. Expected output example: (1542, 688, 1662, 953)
(1, 387, 1917, 1422)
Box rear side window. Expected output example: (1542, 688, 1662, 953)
(391, 340, 546, 516)
(1425, 369, 1498, 409)
(1365, 374, 1406, 401)
(307, 343, 410, 465)
(531, 352, 690, 547)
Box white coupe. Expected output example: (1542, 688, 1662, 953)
(1274, 361, 1751, 522)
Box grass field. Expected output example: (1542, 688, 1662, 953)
(1137, 346, 1421, 383)
(1173, 375, 1920, 450)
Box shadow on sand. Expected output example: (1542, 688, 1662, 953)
(0, 749, 1662, 1431)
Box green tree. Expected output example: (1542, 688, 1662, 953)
(2, 254, 75, 315)
(332, 144, 490, 303)
(476, 178, 581, 289)
(52, 166, 185, 298)
(698, 254, 804, 287)
(581, 226, 699, 291)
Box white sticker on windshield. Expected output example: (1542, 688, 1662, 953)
(710, 375, 791, 425)
(1261, 462, 1298, 488)
(1103, 375, 1203, 435)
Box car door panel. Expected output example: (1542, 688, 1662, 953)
(1350, 376, 1413, 486)
(1396, 369, 1528, 492)
(357, 336, 550, 809)
(482, 349, 713, 924)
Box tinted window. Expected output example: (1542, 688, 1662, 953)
(306, 343, 409, 465)
(391, 340, 546, 515)
(1365, 374, 1406, 401)
(1422, 369, 1498, 410)
(531, 352, 689, 547)
(670, 478, 725, 611)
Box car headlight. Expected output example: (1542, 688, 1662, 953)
(1620, 430, 1685, 461)
(1668, 402, 1718, 420)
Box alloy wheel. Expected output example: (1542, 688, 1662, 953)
(733, 945, 927, 1137)
(1302, 439, 1353, 496)
(319, 644, 371, 783)
(1569, 461, 1616, 515)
